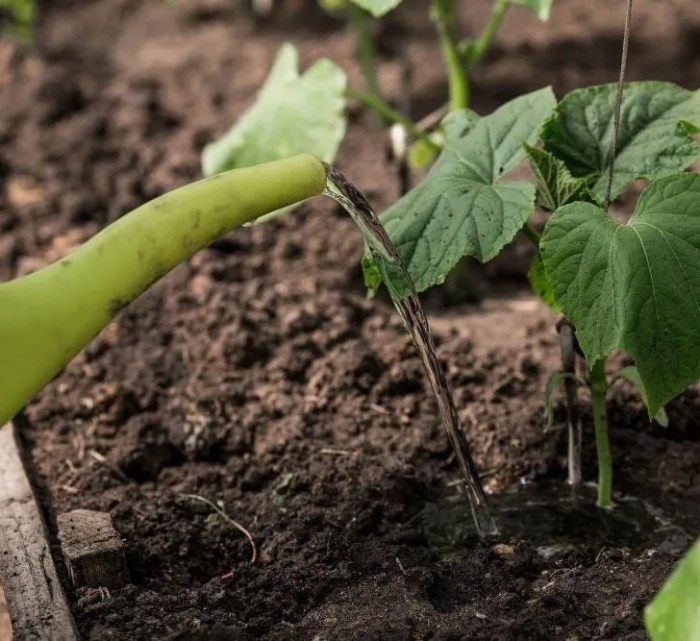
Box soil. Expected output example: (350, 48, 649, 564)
(1, 0, 700, 639)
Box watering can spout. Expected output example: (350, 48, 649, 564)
(0, 155, 327, 426)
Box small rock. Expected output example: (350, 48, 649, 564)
(492, 543, 515, 559)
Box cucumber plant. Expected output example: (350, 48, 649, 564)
(200, 0, 700, 508)
(363, 80, 700, 507)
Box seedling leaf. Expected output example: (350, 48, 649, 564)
(541, 173, 700, 416)
(524, 143, 593, 211)
(349, 0, 402, 17)
(645, 538, 700, 641)
(202, 44, 346, 182)
(365, 88, 556, 293)
(507, 0, 554, 21)
(612, 365, 669, 427)
(542, 82, 700, 202)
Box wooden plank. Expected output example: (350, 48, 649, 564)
(0, 422, 79, 641)
(0, 585, 12, 641)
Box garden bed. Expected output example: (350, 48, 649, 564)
(1, 0, 700, 639)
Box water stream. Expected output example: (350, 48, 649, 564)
(323, 164, 498, 537)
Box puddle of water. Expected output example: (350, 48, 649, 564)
(422, 481, 698, 557)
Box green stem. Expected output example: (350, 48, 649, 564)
(590, 358, 613, 508)
(345, 86, 441, 153)
(431, 0, 469, 111)
(347, 3, 383, 115)
(465, 0, 509, 69)
(0, 155, 327, 426)
(521, 222, 541, 247)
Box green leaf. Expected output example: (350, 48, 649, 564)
(612, 365, 669, 427)
(0, 0, 35, 42)
(349, 0, 402, 17)
(528, 252, 560, 312)
(361, 251, 382, 296)
(408, 111, 478, 170)
(440, 109, 480, 140)
(541, 173, 700, 416)
(645, 538, 700, 641)
(318, 0, 348, 12)
(202, 44, 346, 178)
(507, 0, 554, 21)
(542, 82, 700, 201)
(524, 143, 592, 211)
(365, 87, 556, 293)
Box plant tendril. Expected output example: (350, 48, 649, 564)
(604, 0, 634, 210)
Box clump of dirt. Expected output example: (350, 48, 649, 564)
(1, 0, 700, 639)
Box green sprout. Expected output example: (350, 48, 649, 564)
(181, 494, 258, 565)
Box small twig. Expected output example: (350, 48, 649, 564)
(320, 448, 355, 456)
(87, 449, 129, 483)
(415, 104, 449, 132)
(604, 0, 634, 209)
(395, 556, 407, 575)
(181, 494, 258, 565)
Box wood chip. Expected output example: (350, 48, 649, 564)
(57, 510, 130, 591)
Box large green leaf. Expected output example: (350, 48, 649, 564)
(349, 0, 402, 17)
(645, 538, 700, 641)
(508, 0, 554, 20)
(542, 82, 700, 201)
(366, 87, 556, 293)
(541, 173, 700, 415)
(612, 365, 669, 427)
(202, 44, 346, 178)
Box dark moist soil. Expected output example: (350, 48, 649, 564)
(2, 1, 700, 639)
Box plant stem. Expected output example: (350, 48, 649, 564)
(558, 319, 582, 486)
(345, 86, 441, 152)
(590, 358, 613, 507)
(466, 0, 509, 69)
(521, 221, 541, 246)
(347, 3, 383, 121)
(182, 494, 257, 564)
(431, 0, 469, 111)
(0, 155, 327, 427)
